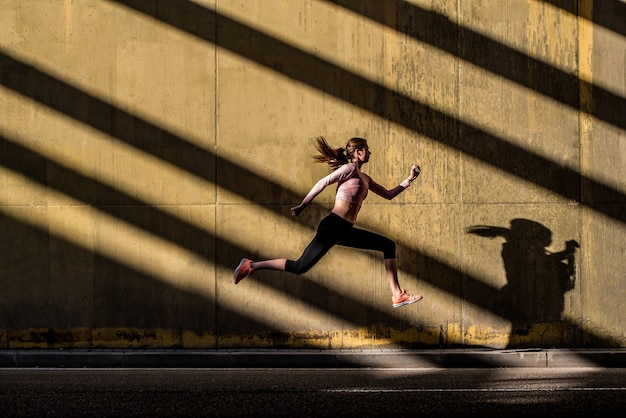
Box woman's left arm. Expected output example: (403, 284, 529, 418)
(369, 164, 421, 200)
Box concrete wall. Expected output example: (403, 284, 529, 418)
(0, 0, 624, 349)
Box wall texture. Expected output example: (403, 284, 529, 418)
(0, 0, 624, 350)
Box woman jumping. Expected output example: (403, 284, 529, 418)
(234, 136, 423, 308)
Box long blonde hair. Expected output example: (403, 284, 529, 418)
(313, 136, 367, 170)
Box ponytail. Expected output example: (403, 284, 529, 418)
(313, 136, 349, 170)
(313, 136, 367, 170)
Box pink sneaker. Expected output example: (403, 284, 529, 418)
(392, 289, 423, 308)
(234, 258, 254, 284)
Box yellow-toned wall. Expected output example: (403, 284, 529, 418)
(0, 0, 624, 349)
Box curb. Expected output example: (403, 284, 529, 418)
(1, 349, 625, 368)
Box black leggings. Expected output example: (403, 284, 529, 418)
(285, 213, 396, 275)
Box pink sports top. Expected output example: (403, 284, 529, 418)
(299, 163, 412, 208)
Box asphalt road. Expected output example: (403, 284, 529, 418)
(1, 367, 625, 417)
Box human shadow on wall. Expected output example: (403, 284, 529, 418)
(467, 219, 579, 346)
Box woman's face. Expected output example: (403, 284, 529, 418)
(355, 145, 371, 164)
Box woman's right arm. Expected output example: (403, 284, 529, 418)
(291, 164, 354, 216)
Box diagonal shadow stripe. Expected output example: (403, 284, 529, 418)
(328, 0, 626, 131)
(107, 0, 626, 222)
(538, 0, 626, 38)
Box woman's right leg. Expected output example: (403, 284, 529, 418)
(251, 259, 287, 271)
(238, 235, 332, 279)
(283, 234, 334, 275)
(234, 257, 287, 283)
(235, 213, 347, 282)
(283, 213, 351, 275)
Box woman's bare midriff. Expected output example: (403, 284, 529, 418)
(331, 199, 361, 224)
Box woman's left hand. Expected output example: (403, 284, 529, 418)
(410, 164, 421, 180)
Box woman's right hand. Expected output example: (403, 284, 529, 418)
(290, 204, 305, 217)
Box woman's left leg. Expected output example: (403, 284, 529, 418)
(339, 228, 422, 307)
(383, 258, 403, 298)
